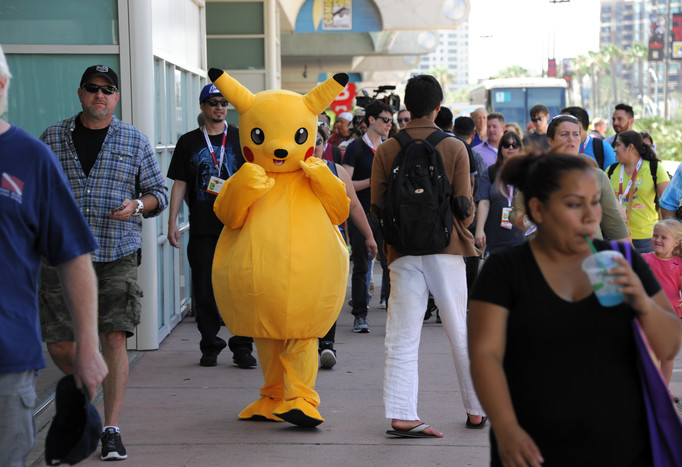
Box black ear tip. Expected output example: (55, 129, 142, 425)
(208, 68, 223, 82)
(333, 73, 349, 87)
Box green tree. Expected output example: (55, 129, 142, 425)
(625, 43, 648, 109)
(573, 54, 590, 109)
(601, 44, 623, 106)
(494, 65, 531, 78)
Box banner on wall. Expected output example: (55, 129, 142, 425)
(673, 13, 682, 60)
(322, 0, 352, 31)
(330, 83, 356, 115)
(649, 13, 665, 61)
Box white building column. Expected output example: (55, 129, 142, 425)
(125, 0, 160, 350)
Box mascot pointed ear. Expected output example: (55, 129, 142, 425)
(303, 73, 349, 115)
(208, 68, 255, 114)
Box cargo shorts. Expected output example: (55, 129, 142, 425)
(39, 252, 143, 342)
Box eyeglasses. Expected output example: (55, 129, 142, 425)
(530, 115, 546, 123)
(501, 141, 520, 149)
(376, 116, 392, 124)
(397, 117, 410, 124)
(316, 137, 324, 146)
(553, 114, 578, 121)
(205, 99, 229, 107)
(81, 83, 117, 95)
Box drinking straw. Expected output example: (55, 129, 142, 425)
(584, 235, 608, 270)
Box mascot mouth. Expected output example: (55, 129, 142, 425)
(273, 159, 285, 166)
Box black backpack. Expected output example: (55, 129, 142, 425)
(378, 130, 454, 255)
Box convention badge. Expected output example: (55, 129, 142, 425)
(207, 176, 225, 195)
(500, 207, 513, 230)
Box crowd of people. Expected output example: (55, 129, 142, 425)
(1, 37, 681, 466)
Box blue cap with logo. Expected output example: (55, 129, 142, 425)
(200, 84, 222, 104)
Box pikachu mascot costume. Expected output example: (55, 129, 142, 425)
(209, 69, 350, 427)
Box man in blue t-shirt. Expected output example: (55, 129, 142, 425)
(167, 84, 255, 369)
(561, 106, 616, 170)
(0, 46, 107, 466)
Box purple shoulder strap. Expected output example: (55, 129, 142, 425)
(610, 240, 632, 264)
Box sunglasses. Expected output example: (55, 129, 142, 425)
(205, 99, 229, 107)
(316, 137, 324, 146)
(375, 116, 392, 124)
(397, 117, 410, 124)
(501, 141, 519, 149)
(318, 121, 329, 128)
(81, 83, 117, 95)
(530, 115, 546, 123)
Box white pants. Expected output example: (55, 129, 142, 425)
(383, 254, 485, 420)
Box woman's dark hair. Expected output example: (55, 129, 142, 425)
(495, 131, 523, 168)
(546, 114, 580, 139)
(615, 130, 659, 161)
(499, 153, 592, 224)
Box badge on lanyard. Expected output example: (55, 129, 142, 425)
(207, 176, 225, 195)
(500, 185, 514, 229)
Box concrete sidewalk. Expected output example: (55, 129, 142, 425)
(29, 271, 682, 467)
(31, 280, 492, 466)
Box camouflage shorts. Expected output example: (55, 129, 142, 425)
(39, 252, 143, 342)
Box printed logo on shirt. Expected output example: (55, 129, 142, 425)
(1, 172, 23, 204)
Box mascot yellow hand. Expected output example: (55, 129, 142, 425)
(214, 162, 274, 229)
(299, 157, 349, 225)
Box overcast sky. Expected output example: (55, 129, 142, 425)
(467, 0, 601, 82)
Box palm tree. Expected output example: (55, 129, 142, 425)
(495, 65, 530, 79)
(601, 44, 623, 106)
(625, 43, 648, 112)
(572, 54, 590, 109)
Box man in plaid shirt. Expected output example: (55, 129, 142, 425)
(39, 65, 168, 461)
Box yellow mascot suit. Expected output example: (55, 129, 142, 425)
(209, 68, 350, 427)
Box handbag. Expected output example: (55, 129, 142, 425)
(611, 240, 682, 466)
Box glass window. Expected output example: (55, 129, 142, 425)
(207, 38, 265, 70)
(0, 0, 118, 45)
(5, 54, 121, 138)
(206, 2, 264, 35)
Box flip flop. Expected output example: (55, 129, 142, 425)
(465, 415, 488, 429)
(386, 423, 439, 438)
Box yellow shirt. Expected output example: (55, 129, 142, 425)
(609, 160, 669, 240)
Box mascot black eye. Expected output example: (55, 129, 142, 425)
(294, 128, 308, 145)
(251, 128, 265, 145)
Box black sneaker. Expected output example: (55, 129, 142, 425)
(233, 350, 257, 368)
(318, 341, 337, 369)
(101, 427, 127, 460)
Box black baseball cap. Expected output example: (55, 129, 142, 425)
(80, 65, 119, 90)
(45, 375, 103, 466)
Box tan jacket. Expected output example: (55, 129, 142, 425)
(370, 118, 479, 263)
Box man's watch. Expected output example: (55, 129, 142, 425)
(134, 199, 144, 215)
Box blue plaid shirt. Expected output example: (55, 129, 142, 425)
(41, 114, 168, 262)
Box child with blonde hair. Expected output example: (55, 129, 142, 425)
(642, 218, 682, 401)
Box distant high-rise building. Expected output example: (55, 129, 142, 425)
(599, 0, 681, 114)
(413, 25, 470, 92)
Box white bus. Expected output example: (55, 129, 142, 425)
(468, 78, 569, 128)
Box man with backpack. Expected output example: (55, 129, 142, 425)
(370, 75, 485, 438)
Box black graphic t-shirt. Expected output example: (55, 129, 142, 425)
(167, 125, 242, 235)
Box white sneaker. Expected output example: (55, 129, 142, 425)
(320, 349, 337, 369)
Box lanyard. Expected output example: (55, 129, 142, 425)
(580, 134, 590, 154)
(504, 185, 514, 207)
(202, 122, 228, 176)
(618, 157, 643, 203)
(363, 133, 381, 154)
